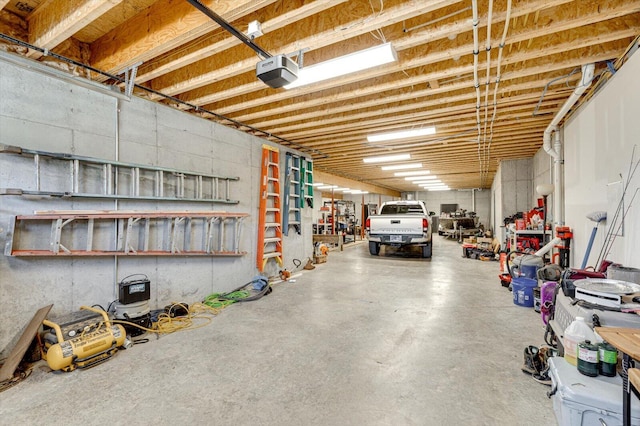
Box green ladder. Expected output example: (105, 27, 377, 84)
(283, 153, 301, 235)
(301, 157, 314, 208)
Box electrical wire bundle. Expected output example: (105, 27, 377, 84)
(110, 302, 221, 336)
(203, 276, 271, 309)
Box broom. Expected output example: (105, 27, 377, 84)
(581, 211, 607, 269)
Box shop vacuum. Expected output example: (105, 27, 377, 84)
(113, 274, 152, 337)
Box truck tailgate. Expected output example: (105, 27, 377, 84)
(369, 215, 424, 236)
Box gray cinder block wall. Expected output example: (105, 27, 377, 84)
(0, 56, 312, 357)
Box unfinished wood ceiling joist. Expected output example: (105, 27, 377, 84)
(0, 0, 638, 191)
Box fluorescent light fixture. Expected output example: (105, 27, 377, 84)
(427, 187, 450, 191)
(284, 42, 397, 89)
(394, 170, 431, 177)
(404, 176, 438, 181)
(312, 182, 325, 187)
(348, 190, 369, 194)
(335, 188, 351, 191)
(418, 182, 446, 186)
(420, 184, 449, 188)
(368, 126, 436, 142)
(363, 153, 411, 163)
(317, 185, 338, 190)
(381, 163, 422, 171)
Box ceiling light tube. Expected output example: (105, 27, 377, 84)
(427, 187, 450, 191)
(418, 181, 446, 186)
(368, 126, 436, 142)
(394, 170, 431, 177)
(317, 185, 338, 190)
(312, 182, 325, 186)
(420, 184, 449, 188)
(380, 163, 422, 171)
(363, 153, 411, 163)
(404, 176, 438, 181)
(334, 187, 351, 191)
(284, 42, 397, 89)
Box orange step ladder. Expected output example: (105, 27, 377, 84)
(257, 145, 283, 272)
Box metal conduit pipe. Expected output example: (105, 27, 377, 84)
(542, 63, 595, 226)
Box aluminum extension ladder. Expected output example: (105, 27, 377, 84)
(0, 144, 239, 204)
(301, 157, 314, 208)
(256, 145, 283, 272)
(5, 211, 248, 256)
(283, 153, 301, 236)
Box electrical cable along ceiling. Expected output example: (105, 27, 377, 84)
(0, 0, 638, 192)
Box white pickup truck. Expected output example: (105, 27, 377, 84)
(365, 200, 434, 258)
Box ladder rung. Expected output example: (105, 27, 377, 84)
(264, 237, 281, 243)
(291, 180, 300, 184)
(265, 222, 281, 228)
(263, 252, 282, 259)
(268, 162, 279, 167)
(289, 221, 300, 225)
(267, 177, 279, 182)
(290, 194, 300, 198)
(267, 193, 280, 197)
(266, 208, 279, 212)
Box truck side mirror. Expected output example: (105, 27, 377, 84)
(429, 211, 436, 216)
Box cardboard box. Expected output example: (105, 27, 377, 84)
(477, 237, 493, 244)
(314, 255, 327, 264)
(463, 237, 477, 244)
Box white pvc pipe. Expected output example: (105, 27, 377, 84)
(535, 237, 561, 258)
(542, 63, 595, 225)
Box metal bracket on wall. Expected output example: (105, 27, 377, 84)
(5, 211, 248, 257)
(0, 144, 240, 204)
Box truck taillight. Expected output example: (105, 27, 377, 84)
(365, 218, 370, 231)
(422, 218, 429, 232)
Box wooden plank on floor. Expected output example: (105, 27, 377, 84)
(0, 304, 53, 383)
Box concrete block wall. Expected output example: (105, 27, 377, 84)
(0, 56, 312, 357)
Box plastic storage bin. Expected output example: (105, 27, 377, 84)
(549, 357, 640, 425)
(549, 292, 640, 356)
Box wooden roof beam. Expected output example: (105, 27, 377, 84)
(150, 0, 462, 97)
(134, 0, 348, 85)
(188, 0, 636, 115)
(89, 0, 276, 77)
(26, 0, 124, 59)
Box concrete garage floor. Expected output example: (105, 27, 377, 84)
(1, 236, 555, 425)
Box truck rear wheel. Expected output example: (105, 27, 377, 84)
(369, 241, 380, 255)
(422, 242, 432, 259)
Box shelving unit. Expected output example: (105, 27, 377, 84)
(508, 229, 551, 252)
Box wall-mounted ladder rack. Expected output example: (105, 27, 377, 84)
(0, 144, 239, 204)
(4, 211, 248, 257)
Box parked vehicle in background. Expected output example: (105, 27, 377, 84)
(365, 200, 434, 258)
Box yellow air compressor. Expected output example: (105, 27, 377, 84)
(42, 305, 126, 372)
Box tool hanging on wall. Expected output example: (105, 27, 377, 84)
(301, 157, 314, 208)
(283, 153, 301, 236)
(257, 145, 283, 272)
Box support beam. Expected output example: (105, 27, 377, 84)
(89, 0, 276, 76)
(27, 0, 124, 58)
